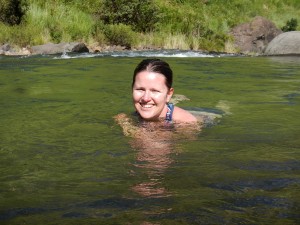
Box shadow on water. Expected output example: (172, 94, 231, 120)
(209, 177, 300, 192)
(234, 159, 300, 172)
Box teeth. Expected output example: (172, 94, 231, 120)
(142, 104, 152, 108)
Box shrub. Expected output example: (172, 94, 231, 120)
(0, 23, 37, 46)
(103, 24, 135, 48)
(100, 0, 160, 32)
(93, 20, 107, 44)
(0, 0, 27, 25)
(282, 18, 298, 32)
(66, 0, 104, 14)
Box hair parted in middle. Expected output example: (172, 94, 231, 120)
(132, 58, 173, 89)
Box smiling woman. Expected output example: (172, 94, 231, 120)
(134, 59, 197, 122)
(132, 69, 173, 121)
(114, 59, 201, 136)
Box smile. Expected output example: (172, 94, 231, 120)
(140, 104, 154, 108)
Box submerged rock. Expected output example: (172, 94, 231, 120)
(170, 94, 190, 105)
(171, 95, 230, 127)
(264, 31, 300, 55)
(229, 16, 282, 55)
(30, 42, 89, 55)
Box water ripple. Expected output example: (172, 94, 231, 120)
(209, 177, 300, 192)
(52, 50, 241, 59)
(235, 160, 300, 172)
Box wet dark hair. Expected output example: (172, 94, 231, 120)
(132, 59, 173, 89)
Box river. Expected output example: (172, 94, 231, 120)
(0, 51, 299, 224)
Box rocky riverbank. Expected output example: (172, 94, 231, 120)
(0, 42, 131, 56)
(1, 17, 299, 57)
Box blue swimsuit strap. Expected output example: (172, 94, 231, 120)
(165, 103, 174, 122)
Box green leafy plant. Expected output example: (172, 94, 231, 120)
(103, 23, 135, 48)
(0, 0, 27, 25)
(100, 0, 160, 32)
(281, 18, 298, 32)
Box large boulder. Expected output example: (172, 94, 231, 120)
(264, 31, 300, 55)
(229, 16, 282, 54)
(30, 42, 89, 55)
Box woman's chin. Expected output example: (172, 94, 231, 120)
(139, 113, 154, 120)
(137, 111, 158, 121)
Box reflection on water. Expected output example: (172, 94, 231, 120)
(114, 110, 203, 200)
(130, 123, 176, 198)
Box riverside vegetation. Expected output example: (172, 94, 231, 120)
(0, 0, 299, 53)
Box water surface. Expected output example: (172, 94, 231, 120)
(0, 52, 299, 224)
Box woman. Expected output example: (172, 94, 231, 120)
(132, 58, 197, 123)
(115, 58, 200, 136)
(115, 59, 201, 198)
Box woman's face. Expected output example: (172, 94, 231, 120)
(132, 71, 173, 121)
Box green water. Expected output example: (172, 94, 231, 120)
(0, 55, 299, 225)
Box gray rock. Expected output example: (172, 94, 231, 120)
(1, 43, 11, 51)
(66, 42, 89, 53)
(264, 31, 300, 55)
(229, 16, 282, 54)
(30, 42, 89, 55)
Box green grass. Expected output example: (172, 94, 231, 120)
(25, 2, 95, 44)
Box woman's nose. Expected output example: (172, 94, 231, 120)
(141, 91, 151, 102)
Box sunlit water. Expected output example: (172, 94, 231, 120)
(0, 51, 299, 225)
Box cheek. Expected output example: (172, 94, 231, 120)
(152, 93, 167, 103)
(132, 91, 141, 101)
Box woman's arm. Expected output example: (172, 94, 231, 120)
(114, 113, 138, 137)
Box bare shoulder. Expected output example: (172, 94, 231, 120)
(173, 106, 198, 123)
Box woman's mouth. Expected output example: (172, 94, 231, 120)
(140, 104, 154, 109)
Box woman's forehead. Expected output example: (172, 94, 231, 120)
(135, 71, 166, 83)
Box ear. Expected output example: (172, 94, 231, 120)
(167, 88, 174, 102)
